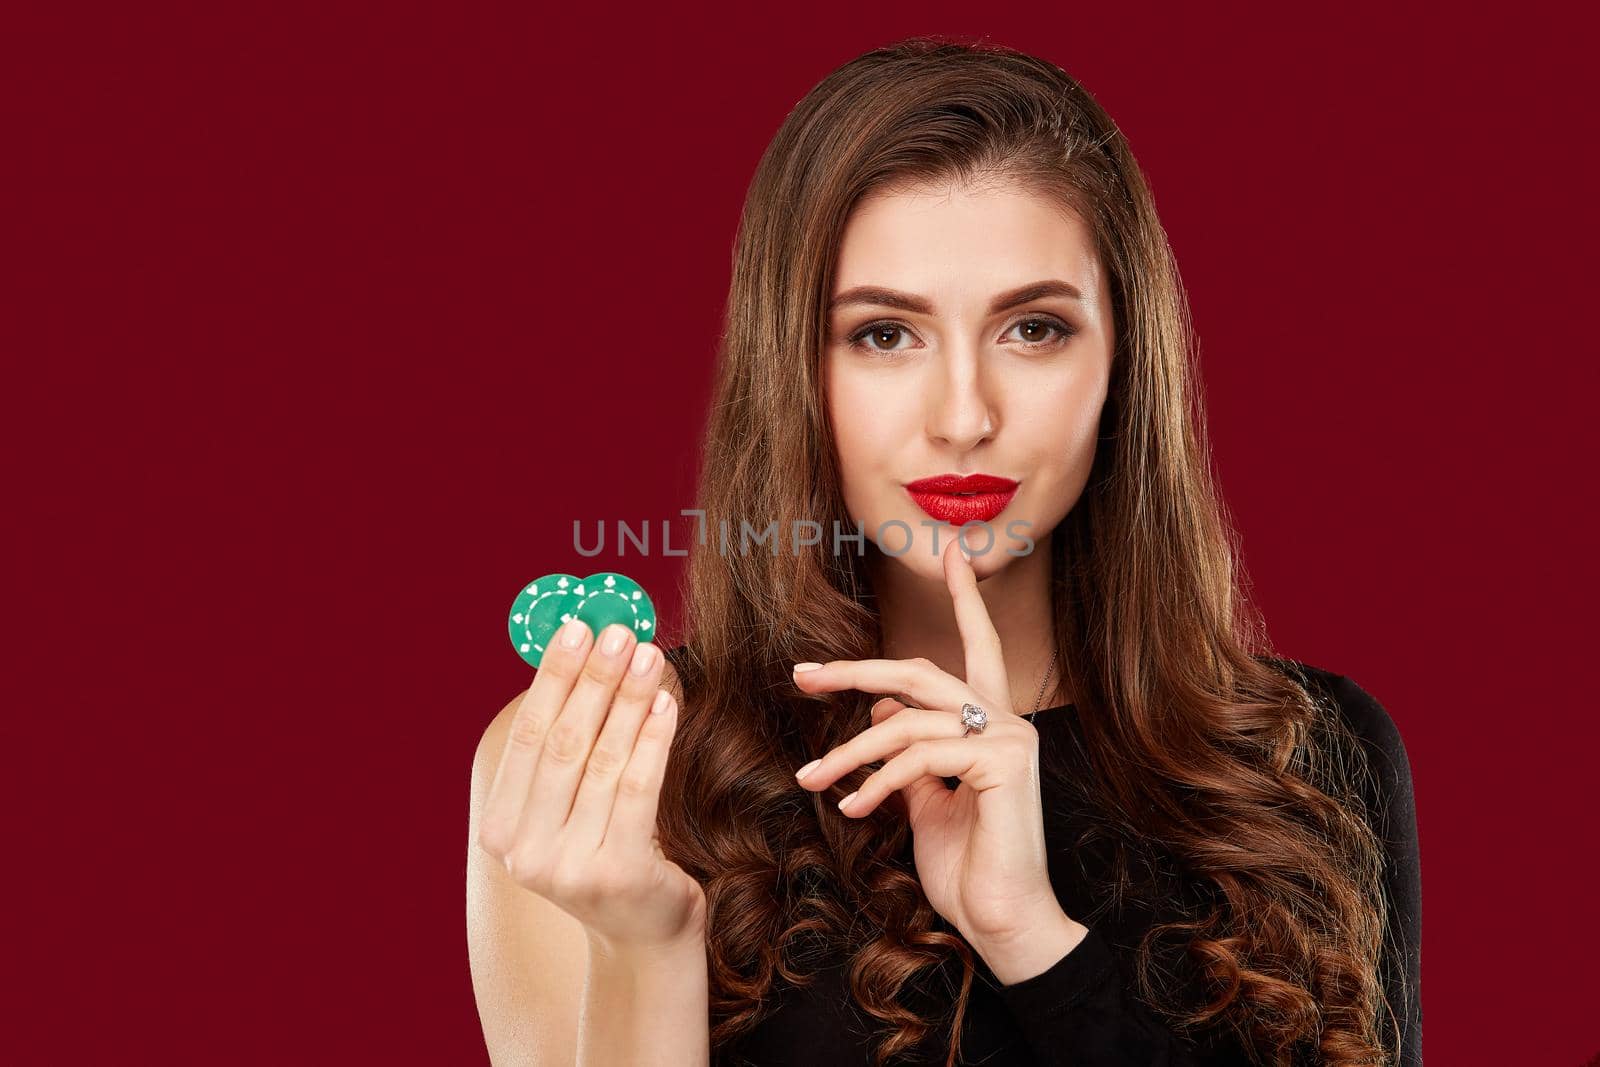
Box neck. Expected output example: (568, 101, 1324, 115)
(868, 534, 1067, 714)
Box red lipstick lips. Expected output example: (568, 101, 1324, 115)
(904, 473, 1019, 525)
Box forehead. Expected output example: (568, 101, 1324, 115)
(833, 179, 1100, 301)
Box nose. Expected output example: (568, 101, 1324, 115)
(925, 343, 997, 451)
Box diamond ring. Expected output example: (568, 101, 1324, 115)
(960, 702, 988, 735)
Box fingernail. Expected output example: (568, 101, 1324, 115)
(630, 642, 658, 676)
(793, 662, 823, 672)
(558, 619, 587, 649)
(958, 542, 972, 561)
(650, 689, 672, 715)
(838, 791, 858, 812)
(795, 759, 821, 781)
(601, 626, 629, 656)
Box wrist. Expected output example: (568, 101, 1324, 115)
(580, 922, 711, 1065)
(970, 907, 1089, 986)
(586, 922, 707, 968)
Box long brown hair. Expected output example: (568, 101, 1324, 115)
(657, 35, 1397, 1066)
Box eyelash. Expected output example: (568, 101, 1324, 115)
(845, 315, 1078, 354)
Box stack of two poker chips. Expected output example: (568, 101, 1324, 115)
(507, 571, 656, 668)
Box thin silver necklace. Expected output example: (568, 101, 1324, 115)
(1022, 655, 1058, 720)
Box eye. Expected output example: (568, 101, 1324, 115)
(847, 321, 919, 354)
(1002, 315, 1078, 349)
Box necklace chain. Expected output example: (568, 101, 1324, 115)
(1026, 654, 1057, 718)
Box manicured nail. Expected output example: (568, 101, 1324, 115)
(558, 619, 587, 649)
(837, 791, 859, 812)
(630, 642, 658, 676)
(795, 759, 821, 781)
(793, 662, 823, 672)
(958, 542, 972, 561)
(601, 626, 629, 656)
(650, 689, 672, 715)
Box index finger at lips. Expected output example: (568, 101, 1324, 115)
(480, 617, 594, 856)
(943, 535, 1008, 705)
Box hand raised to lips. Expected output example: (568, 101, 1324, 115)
(789, 537, 1065, 948)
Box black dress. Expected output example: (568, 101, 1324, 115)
(712, 660, 1422, 1066)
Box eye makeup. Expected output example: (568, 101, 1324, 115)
(842, 313, 1078, 355)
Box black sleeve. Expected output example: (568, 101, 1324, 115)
(992, 672, 1423, 1067)
(993, 926, 1204, 1065)
(1328, 673, 1424, 1066)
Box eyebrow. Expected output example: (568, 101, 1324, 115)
(827, 279, 1083, 316)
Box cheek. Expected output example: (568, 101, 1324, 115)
(1013, 376, 1106, 497)
(825, 359, 905, 476)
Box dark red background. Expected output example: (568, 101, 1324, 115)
(8, 3, 1596, 1063)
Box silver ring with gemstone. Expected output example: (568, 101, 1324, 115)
(960, 702, 988, 736)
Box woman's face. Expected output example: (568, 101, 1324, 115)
(824, 178, 1114, 581)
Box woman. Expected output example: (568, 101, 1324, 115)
(467, 36, 1422, 1067)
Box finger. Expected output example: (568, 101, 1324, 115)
(840, 735, 1022, 816)
(943, 535, 1009, 707)
(791, 656, 971, 712)
(518, 623, 639, 846)
(561, 640, 665, 854)
(479, 617, 593, 857)
(897, 765, 954, 822)
(796, 707, 963, 792)
(600, 688, 680, 856)
(871, 695, 913, 764)
(870, 696, 910, 726)
(869, 696, 947, 818)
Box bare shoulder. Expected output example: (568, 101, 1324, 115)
(464, 653, 685, 1064)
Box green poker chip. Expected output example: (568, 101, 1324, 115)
(507, 571, 656, 668)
